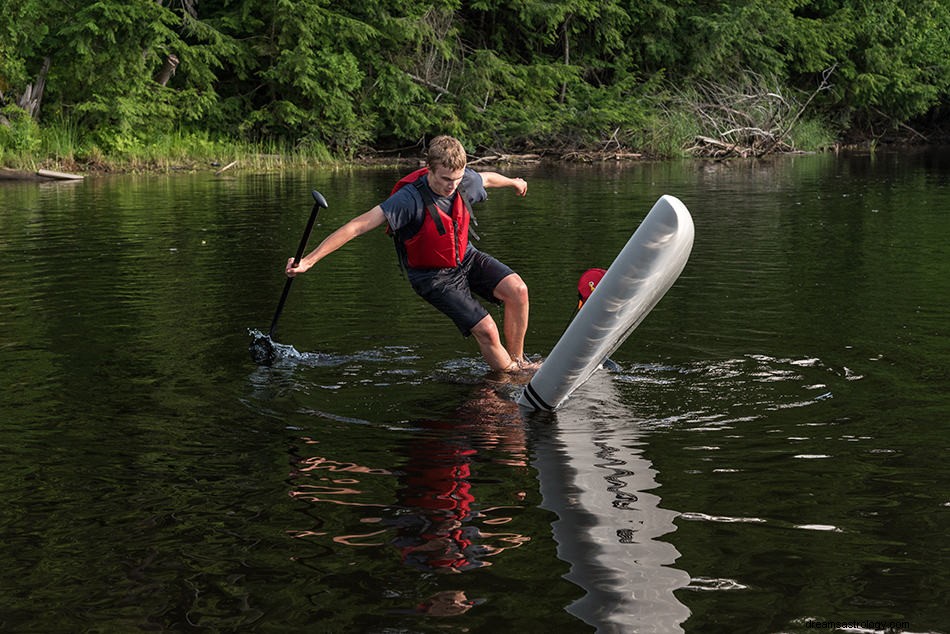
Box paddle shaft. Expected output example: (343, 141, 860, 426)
(268, 190, 328, 339)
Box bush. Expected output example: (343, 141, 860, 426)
(0, 105, 42, 154)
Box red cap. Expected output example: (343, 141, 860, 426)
(577, 268, 607, 306)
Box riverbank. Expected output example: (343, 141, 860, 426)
(0, 146, 652, 179)
(1, 125, 944, 180)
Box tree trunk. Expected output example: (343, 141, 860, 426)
(155, 54, 180, 87)
(15, 56, 50, 121)
(559, 17, 572, 104)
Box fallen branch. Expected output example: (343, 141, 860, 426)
(214, 160, 238, 175)
(758, 63, 837, 156)
(407, 72, 452, 98)
(0, 168, 83, 181)
(468, 153, 541, 165)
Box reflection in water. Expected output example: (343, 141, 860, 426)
(393, 419, 502, 573)
(281, 355, 695, 629)
(287, 382, 531, 616)
(415, 590, 481, 616)
(530, 371, 692, 633)
(266, 346, 864, 629)
(2, 155, 948, 631)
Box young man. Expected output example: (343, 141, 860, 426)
(285, 135, 537, 373)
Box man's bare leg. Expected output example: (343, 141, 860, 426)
(470, 315, 516, 371)
(493, 274, 537, 368)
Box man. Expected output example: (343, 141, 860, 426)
(285, 135, 537, 373)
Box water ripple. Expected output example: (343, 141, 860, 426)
(680, 512, 767, 524)
(685, 577, 749, 591)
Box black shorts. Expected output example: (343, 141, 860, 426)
(408, 248, 515, 336)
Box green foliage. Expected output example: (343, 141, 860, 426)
(1, 0, 948, 165)
(0, 0, 49, 90)
(686, 1, 800, 77)
(787, 116, 838, 151)
(832, 0, 950, 125)
(0, 105, 42, 154)
(679, 0, 950, 130)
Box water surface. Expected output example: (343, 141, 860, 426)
(1, 151, 947, 632)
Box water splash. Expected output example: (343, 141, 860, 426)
(247, 329, 418, 368)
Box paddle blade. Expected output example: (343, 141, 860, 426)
(248, 330, 277, 365)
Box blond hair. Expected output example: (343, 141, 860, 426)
(427, 135, 467, 171)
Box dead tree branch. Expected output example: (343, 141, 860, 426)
(679, 69, 833, 158)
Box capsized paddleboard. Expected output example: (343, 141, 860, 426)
(518, 195, 694, 411)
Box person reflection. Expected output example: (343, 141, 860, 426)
(416, 590, 481, 616)
(289, 382, 531, 616)
(392, 419, 493, 573)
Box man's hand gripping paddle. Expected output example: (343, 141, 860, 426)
(249, 190, 328, 364)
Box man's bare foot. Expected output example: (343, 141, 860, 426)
(504, 357, 541, 373)
(513, 357, 541, 372)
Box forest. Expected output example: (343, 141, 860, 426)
(1, 0, 948, 167)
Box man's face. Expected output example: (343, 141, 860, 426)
(428, 164, 465, 198)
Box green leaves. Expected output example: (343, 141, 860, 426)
(1, 0, 948, 159)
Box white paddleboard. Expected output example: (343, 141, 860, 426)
(519, 195, 694, 411)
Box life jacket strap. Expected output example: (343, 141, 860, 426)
(413, 178, 480, 242)
(413, 179, 447, 235)
(463, 190, 480, 241)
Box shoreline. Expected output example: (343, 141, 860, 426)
(1, 136, 946, 181)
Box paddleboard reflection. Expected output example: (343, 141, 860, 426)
(529, 370, 691, 633)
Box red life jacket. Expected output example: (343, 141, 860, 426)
(389, 167, 473, 269)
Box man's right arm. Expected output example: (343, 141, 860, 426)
(286, 206, 387, 277)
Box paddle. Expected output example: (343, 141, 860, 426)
(270, 190, 328, 336)
(249, 190, 328, 364)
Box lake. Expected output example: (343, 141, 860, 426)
(1, 150, 947, 633)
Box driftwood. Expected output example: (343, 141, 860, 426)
(684, 134, 793, 159)
(468, 153, 542, 165)
(38, 169, 84, 180)
(560, 150, 643, 162)
(466, 149, 643, 165)
(0, 168, 84, 182)
(214, 160, 238, 175)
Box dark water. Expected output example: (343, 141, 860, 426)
(1, 151, 948, 633)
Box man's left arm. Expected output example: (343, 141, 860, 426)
(478, 171, 528, 197)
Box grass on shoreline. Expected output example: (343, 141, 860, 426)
(0, 126, 345, 175)
(1, 109, 842, 176)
